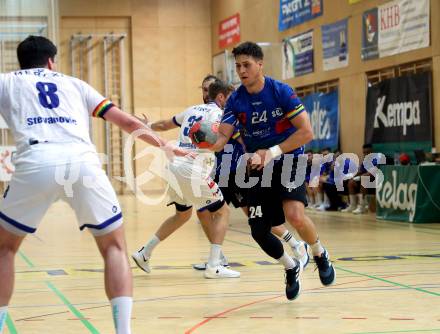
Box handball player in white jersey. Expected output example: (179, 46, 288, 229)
(132, 79, 240, 279)
(0, 36, 188, 334)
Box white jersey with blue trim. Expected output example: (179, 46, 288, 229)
(0, 68, 111, 169)
(171, 102, 222, 171)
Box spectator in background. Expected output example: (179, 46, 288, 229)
(321, 151, 349, 211)
(314, 147, 332, 211)
(399, 153, 410, 165)
(342, 143, 377, 214)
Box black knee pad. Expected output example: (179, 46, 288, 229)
(249, 219, 284, 260)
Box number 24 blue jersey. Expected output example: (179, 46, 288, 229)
(221, 76, 306, 155)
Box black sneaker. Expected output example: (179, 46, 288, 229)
(285, 259, 302, 300)
(314, 249, 335, 286)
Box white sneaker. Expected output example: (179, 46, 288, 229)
(193, 255, 229, 271)
(292, 242, 310, 269)
(204, 264, 240, 279)
(316, 204, 327, 211)
(341, 205, 356, 213)
(353, 205, 366, 214)
(132, 249, 151, 273)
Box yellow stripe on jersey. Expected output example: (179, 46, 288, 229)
(232, 131, 241, 140)
(286, 104, 305, 120)
(92, 99, 114, 118)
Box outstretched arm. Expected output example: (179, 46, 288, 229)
(134, 113, 178, 132)
(103, 106, 188, 157)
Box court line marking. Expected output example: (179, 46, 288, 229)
(17, 251, 100, 333)
(184, 276, 379, 333)
(348, 328, 440, 334)
(335, 266, 440, 297)
(6, 314, 18, 334)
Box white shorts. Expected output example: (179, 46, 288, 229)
(166, 159, 224, 211)
(0, 161, 122, 236)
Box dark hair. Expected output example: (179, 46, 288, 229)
(202, 74, 219, 84)
(17, 35, 57, 69)
(208, 79, 234, 101)
(363, 143, 373, 149)
(232, 41, 264, 60)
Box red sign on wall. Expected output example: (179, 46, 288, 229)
(218, 13, 240, 49)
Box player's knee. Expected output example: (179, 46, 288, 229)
(285, 211, 306, 229)
(0, 243, 18, 257)
(175, 209, 192, 223)
(250, 224, 269, 243)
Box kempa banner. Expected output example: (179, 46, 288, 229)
(364, 72, 432, 155)
(361, 0, 429, 60)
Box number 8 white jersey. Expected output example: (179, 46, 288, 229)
(0, 68, 113, 169)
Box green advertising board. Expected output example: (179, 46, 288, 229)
(376, 165, 440, 223)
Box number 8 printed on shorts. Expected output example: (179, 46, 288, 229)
(36, 82, 59, 109)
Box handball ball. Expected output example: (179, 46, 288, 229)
(189, 120, 219, 149)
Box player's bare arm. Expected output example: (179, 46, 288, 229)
(210, 122, 234, 152)
(104, 106, 190, 157)
(251, 112, 313, 170)
(134, 113, 178, 132)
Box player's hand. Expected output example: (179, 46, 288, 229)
(162, 142, 196, 160)
(134, 113, 150, 127)
(250, 149, 268, 170)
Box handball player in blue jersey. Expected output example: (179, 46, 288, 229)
(211, 42, 335, 300)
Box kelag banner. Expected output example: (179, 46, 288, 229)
(321, 18, 348, 71)
(278, 0, 323, 31)
(302, 90, 339, 151)
(377, 165, 440, 223)
(365, 72, 432, 155)
(282, 30, 314, 79)
(362, 0, 429, 60)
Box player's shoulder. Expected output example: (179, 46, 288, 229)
(268, 76, 293, 94)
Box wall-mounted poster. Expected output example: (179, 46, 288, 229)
(218, 13, 240, 49)
(321, 18, 348, 71)
(303, 90, 339, 152)
(362, 0, 429, 60)
(278, 0, 323, 31)
(282, 30, 314, 79)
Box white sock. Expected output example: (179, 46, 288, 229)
(309, 196, 315, 206)
(111, 296, 132, 334)
(281, 230, 300, 248)
(349, 194, 357, 207)
(208, 244, 222, 267)
(311, 239, 325, 256)
(357, 194, 363, 207)
(0, 306, 7, 334)
(323, 193, 330, 206)
(142, 235, 160, 258)
(277, 252, 296, 270)
(317, 192, 323, 205)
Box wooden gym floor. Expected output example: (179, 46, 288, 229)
(4, 194, 440, 334)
